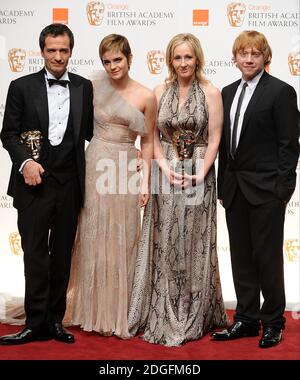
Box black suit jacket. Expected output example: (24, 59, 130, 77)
(0, 69, 94, 210)
(217, 71, 299, 208)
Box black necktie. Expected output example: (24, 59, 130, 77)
(230, 82, 248, 158)
(47, 78, 69, 87)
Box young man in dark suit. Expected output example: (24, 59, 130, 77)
(212, 31, 299, 348)
(0, 23, 93, 344)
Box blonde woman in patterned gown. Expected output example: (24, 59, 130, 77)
(128, 33, 228, 346)
(65, 34, 156, 338)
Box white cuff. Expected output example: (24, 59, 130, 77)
(19, 159, 34, 173)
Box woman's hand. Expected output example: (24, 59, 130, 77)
(162, 168, 183, 186)
(138, 192, 150, 207)
(139, 181, 150, 207)
(181, 173, 204, 189)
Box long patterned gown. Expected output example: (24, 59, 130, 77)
(65, 71, 146, 338)
(128, 80, 227, 346)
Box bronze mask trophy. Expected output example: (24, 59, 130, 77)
(172, 130, 196, 189)
(20, 130, 43, 161)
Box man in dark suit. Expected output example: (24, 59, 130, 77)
(212, 31, 299, 348)
(0, 24, 93, 344)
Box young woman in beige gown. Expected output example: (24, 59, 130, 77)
(65, 34, 156, 338)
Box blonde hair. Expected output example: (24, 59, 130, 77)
(232, 30, 272, 66)
(99, 34, 132, 63)
(165, 33, 207, 85)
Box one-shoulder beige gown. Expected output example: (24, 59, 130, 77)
(65, 71, 146, 338)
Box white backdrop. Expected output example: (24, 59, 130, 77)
(0, 0, 299, 316)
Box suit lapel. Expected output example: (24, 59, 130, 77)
(69, 76, 83, 143)
(32, 70, 49, 139)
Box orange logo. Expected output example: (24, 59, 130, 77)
(9, 232, 23, 255)
(288, 49, 300, 76)
(147, 50, 165, 74)
(227, 2, 246, 27)
(8, 48, 26, 72)
(284, 239, 300, 262)
(87, 0, 105, 25)
(53, 8, 69, 24)
(193, 10, 209, 26)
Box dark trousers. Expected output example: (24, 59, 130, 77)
(17, 176, 81, 330)
(225, 187, 286, 330)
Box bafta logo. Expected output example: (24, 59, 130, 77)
(284, 239, 300, 262)
(8, 48, 26, 72)
(86, 0, 105, 25)
(147, 50, 165, 74)
(9, 232, 23, 255)
(227, 2, 246, 27)
(288, 49, 300, 76)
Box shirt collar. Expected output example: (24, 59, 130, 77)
(241, 70, 264, 90)
(44, 68, 69, 81)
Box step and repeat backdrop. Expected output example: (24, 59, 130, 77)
(0, 0, 299, 316)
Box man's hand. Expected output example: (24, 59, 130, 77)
(22, 160, 45, 186)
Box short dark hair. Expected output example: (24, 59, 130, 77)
(39, 23, 74, 51)
(99, 34, 132, 62)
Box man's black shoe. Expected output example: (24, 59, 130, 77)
(259, 327, 282, 348)
(211, 321, 259, 341)
(51, 322, 75, 343)
(0, 327, 52, 345)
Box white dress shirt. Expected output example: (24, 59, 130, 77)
(230, 70, 264, 148)
(45, 68, 70, 146)
(20, 69, 70, 172)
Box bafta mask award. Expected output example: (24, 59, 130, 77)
(172, 130, 195, 161)
(172, 130, 195, 187)
(20, 130, 43, 161)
